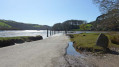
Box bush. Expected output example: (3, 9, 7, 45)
(110, 34, 119, 45)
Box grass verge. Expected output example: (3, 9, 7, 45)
(69, 33, 119, 53)
(0, 35, 43, 47)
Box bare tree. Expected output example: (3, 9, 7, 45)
(93, 0, 119, 14)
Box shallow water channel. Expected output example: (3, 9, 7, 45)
(67, 42, 81, 56)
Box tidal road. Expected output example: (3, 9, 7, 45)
(0, 34, 69, 67)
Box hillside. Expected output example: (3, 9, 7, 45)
(0, 19, 51, 30)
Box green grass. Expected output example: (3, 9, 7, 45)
(86, 24, 92, 27)
(0, 22, 12, 28)
(69, 33, 119, 52)
(105, 33, 119, 48)
(0, 35, 42, 41)
(33, 25, 41, 28)
(0, 35, 43, 47)
(0, 36, 29, 40)
(70, 33, 103, 52)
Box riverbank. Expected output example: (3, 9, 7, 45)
(68, 33, 119, 52)
(0, 35, 43, 47)
(0, 34, 70, 67)
(1, 33, 119, 67)
(65, 49, 119, 67)
(65, 33, 119, 67)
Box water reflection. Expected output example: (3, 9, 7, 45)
(0, 30, 117, 39)
(0, 30, 65, 39)
(67, 42, 81, 56)
(0, 30, 49, 39)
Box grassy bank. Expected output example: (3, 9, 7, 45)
(69, 33, 119, 53)
(0, 35, 43, 47)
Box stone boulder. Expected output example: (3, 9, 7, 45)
(96, 33, 109, 48)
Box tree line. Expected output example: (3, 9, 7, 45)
(52, 0, 119, 31)
(91, 0, 119, 31)
(52, 20, 88, 31)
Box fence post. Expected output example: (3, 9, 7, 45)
(54, 30, 55, 34)
(47, 29, 48, 37)
(50, 30, 51, 36)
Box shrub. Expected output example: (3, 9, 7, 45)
(110, 34, 119, 45)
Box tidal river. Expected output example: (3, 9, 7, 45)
(0, 30, 51, 39)
(0, 30, 116, 39)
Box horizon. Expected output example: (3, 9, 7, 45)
(0, 0, 101, 26)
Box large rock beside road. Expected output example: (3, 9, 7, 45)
(96, 33, 109, 48)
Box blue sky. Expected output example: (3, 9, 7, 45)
(0, 0, 101, 26)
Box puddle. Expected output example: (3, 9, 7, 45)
(67, 42, 81, 56)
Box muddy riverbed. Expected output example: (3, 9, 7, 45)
(65, 42, 119, 67)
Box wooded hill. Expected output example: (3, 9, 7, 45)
(0, 19, 51, 30)
(52, 20, 87, 31)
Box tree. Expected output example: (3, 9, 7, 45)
(80, 24, 92, 31)
(92, 0, 119, 31)
(90, 21, 98, 30)
(52, 20, 86, 31)
(93, 0, 119, 14)
(52, 23, 63, 31)
(94, 9, 119, 31)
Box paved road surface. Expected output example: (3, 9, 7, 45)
(0, 34, 69, 67)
